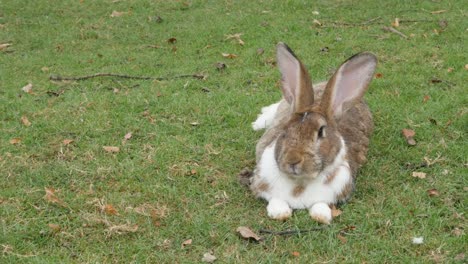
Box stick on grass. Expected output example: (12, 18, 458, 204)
(49, 73, 206, 81)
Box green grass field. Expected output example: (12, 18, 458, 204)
(1, 0, 466, 263)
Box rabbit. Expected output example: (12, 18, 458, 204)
(250, 43, 377, 224)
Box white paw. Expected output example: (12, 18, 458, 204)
(309, 203, 332, 225)
(267, 198, 292, 220)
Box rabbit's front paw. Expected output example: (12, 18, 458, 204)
(267, 198, 292, 220)
(309, 203, 332, 224)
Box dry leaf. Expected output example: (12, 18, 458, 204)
(464, 64, 468, 70)
(124, 132, 132, 141)
(48, 223, 61, 233)
(375, 73, 383, 78)
(44, 187, 66, 206)
(447, 67, 453, 73)
(214, 62, 226, 70)
(392, 18, 400, 27)
(221, 53, 238, 59)
(423, 95, 430, 103)
(412, 172, 427, 179)
(337, 234, 347, 244)
(225, 33, 244, 46)
(452, 227, 463, 237)
(10, 138, 21, 145)
(402, 128, 416, 146)
(0, 43, 12, 50)
(430, 10, 447, 14)
(292, 251, 300, 257)
(107, 223, 138, 235)
(103, 146, 120, 153)
(181, 239, 192, 248)
(167, 37, 177, 44)
(22, 83, 33, 94)
(104, 204, 119, 215)
(312, 19, 322, 26)
(21, 116, 31, 127)
(63, 139, 74, 145)
(331, 205, 343, 218)
(312, 11, 320, 15)
(256, 48, 264, 55)
(110, 10, 127, 17)
(427, 188, 439, 197)
(201, 252, 217, 263)
(236, 226, 261, 241)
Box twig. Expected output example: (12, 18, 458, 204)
(49, 73, 206, 81)
(399, 19, 436, 23)
(323, 17, 383, 28)
(259, 226, 327, 236)
(382, 26, 408, 39)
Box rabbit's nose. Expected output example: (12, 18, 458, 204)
(288, 159, 303, 175)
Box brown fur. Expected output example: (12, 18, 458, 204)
(292, 185, 306, 197)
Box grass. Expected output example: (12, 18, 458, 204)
(1, 0, 466, 262)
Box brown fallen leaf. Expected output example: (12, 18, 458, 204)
(292, 251, 300, 257)
(21, 116, 31, 127)
(10, 138, 21, 145)
(423, 95, 430, 103)
(312, 19, 322, 26)
(103, 146, 120, 153)
(222, 53, 238, 59)
(110, 10, 127, 17)
(402, 128, 416, 146)
(107, 223, 138, 235)
(412, 171, 427, 179)
(430, 10, 447, 14)
(427, 188, 439, 197)
(236, 226, 261, 241)
(44, 187, 66, 206)
(104, 204, 119, 215)
(201, 252, 217, 263)
(63, 139, 74, 145)
(375, 73, 383, 78)
(337, 233, 347, 244)
(124, 132, 132, 141)
(22, 83, 33, 94)
(392, 18, 400, 27)
(215, 62, 226, 70)
(0, 43, 12, 50)
(181, 239, 192, 248)
(167, 37, 177, 44)
(225, 33, 244, 46)
(48, 223, 61, 233)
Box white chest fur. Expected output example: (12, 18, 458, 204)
(253, 138, 351, 209)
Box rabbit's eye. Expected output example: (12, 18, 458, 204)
(318, 126, 326, 138)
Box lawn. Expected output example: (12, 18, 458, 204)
(0, 0, 466, 263)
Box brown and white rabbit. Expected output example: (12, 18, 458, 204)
(250, 43, 377, 224)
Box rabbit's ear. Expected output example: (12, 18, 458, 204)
(321, 52, 377, 119)
(277, 43, 314, 114)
